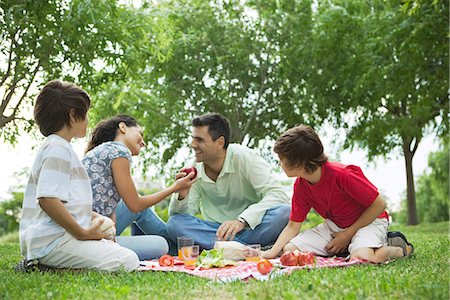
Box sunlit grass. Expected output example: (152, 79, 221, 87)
(0, 222, 448, 299)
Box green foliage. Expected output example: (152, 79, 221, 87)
(415, 142, 449, 222)
(0, 222, 448, 299)
(0, 0, 164, 143)
(303, 0, 448, 225)
(395, 141, 449, 224)
(0, 192, 23, 236)
(2, 0, 445, 224)
(89, 0, 316, 173)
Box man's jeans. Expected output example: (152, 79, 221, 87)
(166, 204, 291, 249)
(115, 201, 177, 255)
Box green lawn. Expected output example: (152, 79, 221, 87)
(1, 222, 448, 300)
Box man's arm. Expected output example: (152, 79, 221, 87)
(238, 153, 290, 229)
(326, 195, 386, 254)
(39, 197, 107, 240)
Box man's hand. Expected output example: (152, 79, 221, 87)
(216, 219, 245, 241)
(325, 230, 353, 254)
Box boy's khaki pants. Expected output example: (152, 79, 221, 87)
(39, 232, 139, 272)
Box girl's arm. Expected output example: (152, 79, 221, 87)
(112, 157, 195, 213)
(262, 220, 302, 258)
(39, 198, 107, 240)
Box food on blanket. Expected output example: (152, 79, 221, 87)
(296, 251, 315, 266)
(159, 254, 175, 267)
(256, 259, 273, 275)
(196, 249, 238, 268)
(179, 246, 193, 260)
(243, 244, 261, 261)
(181, 167, 197, 180)
(214, 241, 246, 261)
(280, 250, 316, 266)
(280, 251, 298, 266)
(182, 245, 200, 266)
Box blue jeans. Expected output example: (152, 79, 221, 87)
(116, 235, 168, 261)
(166, 204, 291, 249)
(115, 201, 177, 255)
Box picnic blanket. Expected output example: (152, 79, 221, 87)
(138, 257, 367, 282)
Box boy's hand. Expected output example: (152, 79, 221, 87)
(81, 218, 109, 241)
(325, 230, 353, 254)
(261, 249, 277, 259)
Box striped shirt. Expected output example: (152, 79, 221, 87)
(19, 134, 93, 260)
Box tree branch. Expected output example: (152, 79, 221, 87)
(242, 56, 269, 138)
(1, 61, 41, 127)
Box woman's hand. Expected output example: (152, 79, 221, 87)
(174, 171, 196, 196)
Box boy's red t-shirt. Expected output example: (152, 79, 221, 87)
(290, 161, 389, 228)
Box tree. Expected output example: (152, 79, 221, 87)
(89, 0, 316, 169)
(305, 0, 448, 225)
(0, 0, 164, 143)
(415, 142, 449, 223)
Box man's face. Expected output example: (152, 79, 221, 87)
(190, 126, 223, 163)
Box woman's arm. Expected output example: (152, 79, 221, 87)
(39, 197, 107, 240)
(112, 157, 195, 213)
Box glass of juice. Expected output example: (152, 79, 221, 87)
(177, 236, 194, 260)
(244, 244, 261, 261)
(183, 245, 200, 266)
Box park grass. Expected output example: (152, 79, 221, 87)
(0, 222, 448, 300)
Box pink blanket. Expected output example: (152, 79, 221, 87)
(139, 257, 367, 282)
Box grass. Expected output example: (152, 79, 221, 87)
(0, 222, 448, 300)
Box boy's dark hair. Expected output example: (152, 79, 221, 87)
(85, 114, 139, 153)
(192, 113, 231, 149)
(274, 125, 328, 173)
(34, 80, 90, 137)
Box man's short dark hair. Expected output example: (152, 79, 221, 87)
(274, 125, 328, 173)
(34, 80, 90, 136)
(192, 113, 231, 149)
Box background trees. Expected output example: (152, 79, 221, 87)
(1, 0, 447, 225)
(297, 0, 448, 225)
(0, 0, 164, 142)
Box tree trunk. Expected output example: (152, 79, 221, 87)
(402, 138, 418, 225)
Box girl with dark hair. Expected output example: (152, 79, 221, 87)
(82, 114, 196, 259)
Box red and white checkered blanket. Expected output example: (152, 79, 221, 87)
(139, 257, 367, 282)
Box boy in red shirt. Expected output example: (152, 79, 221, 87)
(262, 125, 413, 263)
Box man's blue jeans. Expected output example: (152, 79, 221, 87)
(166, 204, 291, 249)
(115, 201, 177, 255)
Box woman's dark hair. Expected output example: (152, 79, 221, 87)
(85, 114, 139, 153)
(192, 113, 231, 149)
(274, 125, 328, 173)
(34, 80, 90, 136)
